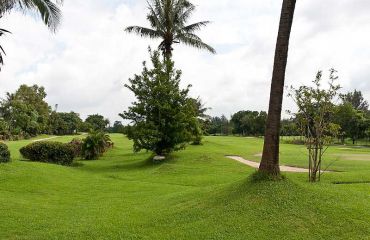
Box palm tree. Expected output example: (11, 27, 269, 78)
(0, 0, 63, 70)
(259, 0, 297, 177)
(125, 0, 215, 58)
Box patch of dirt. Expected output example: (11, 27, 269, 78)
(226, 155, 330, 173)
(32, 136, 58, 142)
(331, 154, 370, 161)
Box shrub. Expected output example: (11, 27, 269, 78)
(20, 141, 75, 166)
(68, 138, 83, 158)
(0, 143, 11, 163)
(82, 131, 112, 160)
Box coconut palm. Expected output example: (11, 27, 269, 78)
(125, 0, 215, 58)
(259, 0, 297, 177)
(0, 0, 63, 70)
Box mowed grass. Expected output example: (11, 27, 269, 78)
(1, 135, 370, 239)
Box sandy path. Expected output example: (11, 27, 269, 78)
(32, 136, 59, 142)
(226, 155, 326, 173)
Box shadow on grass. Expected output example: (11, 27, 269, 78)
(77, 153, 180, 173)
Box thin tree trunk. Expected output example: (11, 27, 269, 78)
(259, 0, 296, 176)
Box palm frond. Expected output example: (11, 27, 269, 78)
(1, 0, 63, 31)
(147, 2, 165, 30)
(0, 27, 11, 71)
(176, 34, 216, 54)
(182, 21, 210, 33)
(125, 26, 163, 39)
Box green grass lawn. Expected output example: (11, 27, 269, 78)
(1, 135, 370, 239)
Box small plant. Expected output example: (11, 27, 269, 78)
(0, 142, 11, 163)
(20, 141, 75, 166)
(289, 69, 340, 182)
(82, 131, 112, 160)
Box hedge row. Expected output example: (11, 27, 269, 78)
(20, 141, 75, 166)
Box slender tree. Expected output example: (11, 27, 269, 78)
(125, 0, 215, 58)
(259, 0, 297, 177)
(0, 0, 63, 70)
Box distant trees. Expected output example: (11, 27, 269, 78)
(49, 112, 82, 135)
(108, 121, 126, 134)
(340, 90, 369, 112)
(121, 50, 198, 156)
(207, 115, 232, 136)
(125, 0, 215, 58)
(333, 103, 369, 145)
(84, 114, 110, 132)
(231, 111, 267, 136)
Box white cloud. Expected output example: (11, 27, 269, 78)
(1, 0, 370, 122)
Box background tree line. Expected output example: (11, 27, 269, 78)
(203, 90, 370, 145)
(0, 84, 111, 140)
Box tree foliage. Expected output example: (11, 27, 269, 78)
(120, 49, 198, 155)
(340, 90, 369, 112)
(85, 114, 110, 132)
(231, 111, 267, 136)
(0, 84, 51, 138)
(49, 111, 82, 135)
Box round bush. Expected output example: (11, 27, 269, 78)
(20, 141, 75, 166)
(0, 142, 11, 163)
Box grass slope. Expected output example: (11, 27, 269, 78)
(0, 135, 369, 239)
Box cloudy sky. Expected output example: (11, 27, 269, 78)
(1, 0, 370, 123)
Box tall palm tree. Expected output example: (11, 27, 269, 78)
(125, 0, 215, 59)
(259, 0, 297, 177)
(0, 0, 63, 70)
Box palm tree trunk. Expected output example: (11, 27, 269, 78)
(259, 0, 296, 176)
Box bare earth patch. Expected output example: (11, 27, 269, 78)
(331, 154, 370, 161)
(226, 155, 329, 173)
(32, 136, 59, 142)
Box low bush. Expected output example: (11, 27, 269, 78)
(0, 143, 11, 163)
(20, 141, 75, 166)
(82, 131, 112, 160)
(68, 138, 83, 158)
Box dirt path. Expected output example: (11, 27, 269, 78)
(226, 155, 322, 173)
(32, 136, 59, 142)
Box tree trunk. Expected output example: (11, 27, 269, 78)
(259, 0, 297, 176)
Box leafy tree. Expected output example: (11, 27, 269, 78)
(49, 111, 82, 135)
(0, 84, 51, 137)
(280, 119, 300, 136)
(120, 49, 197, 156)
(260, 0, 297, 177)
(0, 0, 63, 70)
(85, 114, 109, 132)
(109, 121, 126, 134)
(340, 90, 369, 112)
(333, 103, 369, 144)
(289, 69, 340, 182)
(125, 0, 215, 58)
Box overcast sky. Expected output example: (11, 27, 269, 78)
(1, 0, 370, 123)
